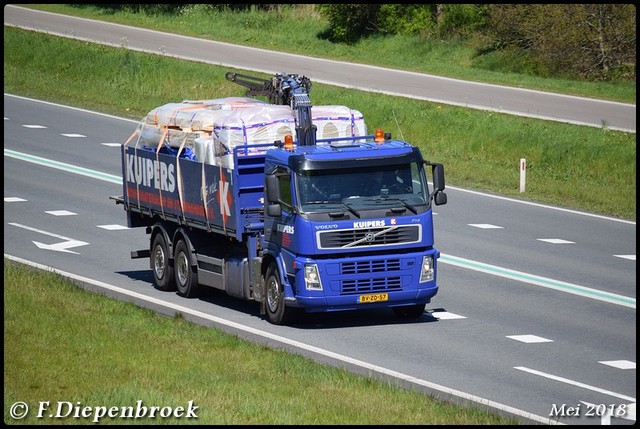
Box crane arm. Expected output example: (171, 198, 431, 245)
(226, 71, 316, 146)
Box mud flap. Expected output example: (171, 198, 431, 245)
(251, 257, 266, 314)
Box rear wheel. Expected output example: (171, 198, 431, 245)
(392, 303, 426, 319)
(151, 233, 175, 291)
(265, 263, 294, 325)
(174, 239, 200, 298)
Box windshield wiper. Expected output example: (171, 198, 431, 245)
(334, 202, 360, 218)
(366, 197, 418, 214)
(304, 201, 361, 218)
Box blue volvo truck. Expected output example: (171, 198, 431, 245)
(114, 72, 447, 325)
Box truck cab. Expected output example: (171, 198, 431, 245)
(260, 133, 447, 324)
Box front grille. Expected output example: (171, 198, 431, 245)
(318, 224, 421, 249)
(341, 259, 401, 274)
(339, 258, 404, 294)
(341, 277, 402, 294)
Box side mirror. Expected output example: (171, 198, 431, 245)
(424, 161, 447, 206)
(431, 162, 445, 192)
(265, 174, 280, 203)
(265, 174, 283, 217)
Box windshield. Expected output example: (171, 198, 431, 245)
(296, 162, 429, 214)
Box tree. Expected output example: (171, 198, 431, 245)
(317, 4, 382, 43)
(486, 4, 635, 81)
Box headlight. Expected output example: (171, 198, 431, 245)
(304, 264, 323, 290)
(419, 255, 434, 283)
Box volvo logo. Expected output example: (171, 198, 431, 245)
(365, 232, 375, 242)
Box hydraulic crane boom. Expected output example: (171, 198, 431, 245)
(226, 71, 317, 146)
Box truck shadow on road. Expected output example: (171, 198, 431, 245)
(283, 308, 441, 330)
(117, 269, 155, 285)
(194, 288, 442, 329)
(117, 269, 442, 329)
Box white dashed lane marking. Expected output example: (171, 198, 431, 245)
(537, 238, 575, 244)
(97, 224, 129, 230)
(45, 210, 77, 216)
(599, 360, 636, 370)
(429, 310, 466, 320)
(468, 224, 503, 229)
(507, 335, 553, 344)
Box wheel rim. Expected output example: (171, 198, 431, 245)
(153, 245, 166, 280)
(176, 251, 189, 286)
(266, 275, 280, 313)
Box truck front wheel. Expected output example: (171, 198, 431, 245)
(174, 239, 200, 298)
(265, 263, 293, 325)
(151, 233, 175, 292)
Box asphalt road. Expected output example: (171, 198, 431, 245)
(4, 94, 636, 425)
(3, 4, 636, 133)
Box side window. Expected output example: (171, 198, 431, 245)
(271, 165, 293, 211)
(411, 163, 429, 203)
(279, 173, 292, 207)
(411, 163, 422, 192)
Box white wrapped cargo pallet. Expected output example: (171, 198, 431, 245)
(145, 97, 268, 130)
(213, 105, 295, 149)
(135, 97, 268, 161)
(136, 123, 202, 151)
(311, 105, 367, 140)
(213, 105, 367, 151)
(135, 98, 368, 166)
(193, 136, 216, 165)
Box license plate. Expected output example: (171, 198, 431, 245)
(358, 293, 388, 303)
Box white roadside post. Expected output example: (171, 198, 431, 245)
(519, 158, 526, 193)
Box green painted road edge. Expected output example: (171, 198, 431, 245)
(440, 254, 635, 309)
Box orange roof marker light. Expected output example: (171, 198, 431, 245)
(374, 128, 385, 144)
(284, 134, 295, 151)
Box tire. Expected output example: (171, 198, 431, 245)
(392, 303, 426, 319)
(174, 239, 200, 298)
(151, 233, 175, 291)
(265, 263, 293, 325)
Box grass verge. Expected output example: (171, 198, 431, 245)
(4, 259, 519, 425)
